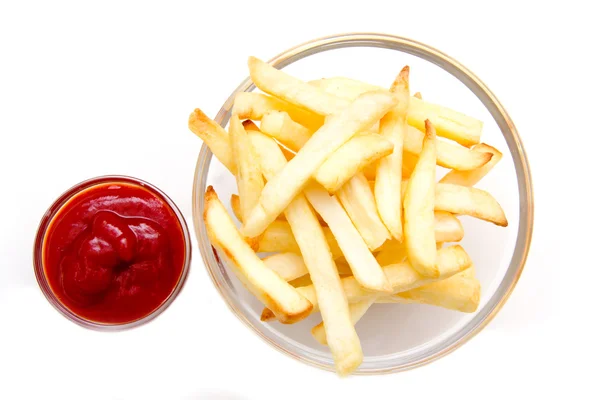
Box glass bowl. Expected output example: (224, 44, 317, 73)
(191, 33, 533, 374)
(34, 175, 192, 331)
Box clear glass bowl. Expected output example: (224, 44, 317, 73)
(191, 33, 533, 374)
(34, 175, 192, 331)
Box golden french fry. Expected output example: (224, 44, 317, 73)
(262, 245, 471, 320)
(304, 182, 392, 293)
(337, 172, 391, 251)
(232, 91, 323, 131)
(315, 134, 394, 192)
(404, 120, 439, 277)
(229, 116, 264, 222)
(435, 183, 508, 227)
(375, 66, 410, 241)
(248, 57, 348, 116)
(241, 91, 397, 238)
(389, 270, 481, 312)
(259, 110, 313, 152)
(204, 187, 312, 324)
(413, 92, 423, 100)
(247, 128, 362, 375)
(308, 77, 483, 146)
(188, 108, 235, 173)
(404, 126, 492, 170)
(312, 297, 376, 345)
(439, 143, 503, 186)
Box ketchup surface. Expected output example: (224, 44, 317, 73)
(42, 182, 186, 324)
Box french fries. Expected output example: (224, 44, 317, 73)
(241, 91, 397, 238)
(203, 187, 312, 323)
(229, 116, 264, 223)
(309, 76, 483, 146)
(440, 143, 503, 186)
(191, 57, 508, 376)
(337, 173, 391, 251)
(435, 183, 508, 227)
(375, 67, 410, 242)
(304, 182, 391, 293)
(315, 134, 394, 192)
(404, 121, 439, 277)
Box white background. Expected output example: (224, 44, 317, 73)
(0, 1, 598, 399)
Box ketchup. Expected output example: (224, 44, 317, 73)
(42, 181, 186, 324)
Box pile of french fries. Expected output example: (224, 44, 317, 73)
(189, 57, 507, 376)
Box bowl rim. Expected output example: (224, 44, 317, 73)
(191, 32, 534, 374)
(33, 174, 192, 331)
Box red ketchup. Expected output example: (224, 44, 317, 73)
(42, 181, 187, 324)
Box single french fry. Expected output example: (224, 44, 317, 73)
(204, 187, 312, 323)
(241, 91, 397, 237)
(404, 126, 492, 170)
(439, 143, 503, 186)
(315, 134, 394, 192)
(390, 272, 481, 313)
(337, 172, 391, 251)
(261, 245, 471, 320)
(232, 91, 323, 131)
(375, 66, 410, 241)
(435, 183, 508, 227)
(404, 120, 439, 277)
(259, 110, 313, 152)
(308, 77, 483, 146)
(413, 92, 423, 100)
(304, 182, 392, 293)
(229, 116, 264, 222)
(248, 57, 348, 116)
(188, 108, 235, 173)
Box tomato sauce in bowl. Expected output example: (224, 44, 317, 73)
(34, 176, 190, 329)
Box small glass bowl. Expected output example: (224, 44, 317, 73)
(33, 175, 191, 331)
(192, 33, 534, 374)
